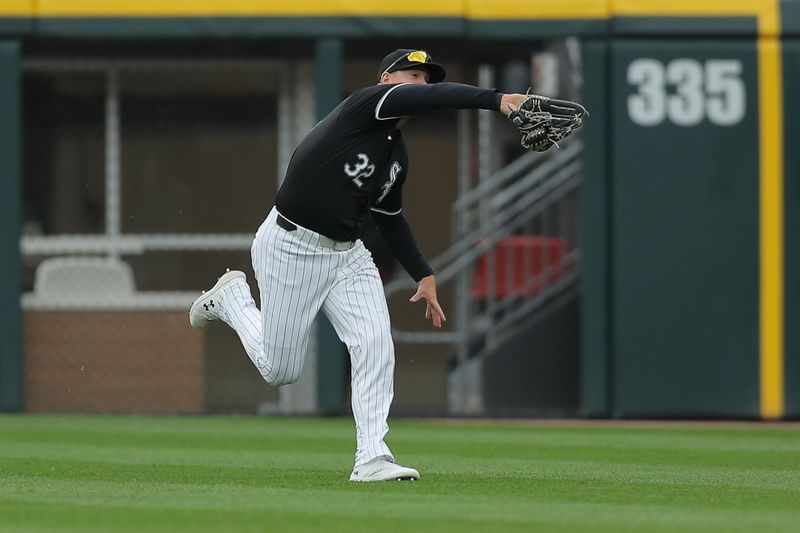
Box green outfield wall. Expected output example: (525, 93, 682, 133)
(0, 41, 22, 413)
(579, 1, 799, 419)
(609, 39, 761, 417)
(580, 38, 611, 417)
(314, 38, 349, 415)
(782, 40, 800, 417)
(0, 0, 798, 419)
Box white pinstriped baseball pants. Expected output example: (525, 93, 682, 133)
(218, 206, 395, 466)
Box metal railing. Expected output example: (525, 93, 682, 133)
(19, 58, 295, 309)
(384, 139, 583, 360)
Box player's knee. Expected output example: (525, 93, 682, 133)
(257, 341, 308, 386)
(263, 368, 301, 387)
(259, 351, 303, 386)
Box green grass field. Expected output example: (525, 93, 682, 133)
(1, 416, 798, 532)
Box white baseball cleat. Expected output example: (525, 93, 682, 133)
(349, 457, 420, 482)
(188, 270, 246, 328)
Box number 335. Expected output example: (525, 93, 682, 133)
(627, 58, 745, 126)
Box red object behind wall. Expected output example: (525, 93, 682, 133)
(472, 236, 574, 299)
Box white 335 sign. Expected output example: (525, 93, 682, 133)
(627, 58, 746, 126)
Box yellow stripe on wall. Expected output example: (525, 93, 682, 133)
(32, 0, 463, 17)
(9, 0, 611, 19)
(757, 7, 784, 419)
(465, 0, 610, 20)
(0, 0, 785, 31)
(0, 0, 34, 16)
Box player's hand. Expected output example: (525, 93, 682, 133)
(500, 93, 530, 116)
(409, 275, 446, 328)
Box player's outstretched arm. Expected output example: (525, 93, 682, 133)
(409, 275, 446, 328)
(376, 82, 500, 119)
(376, 82, 531, 120)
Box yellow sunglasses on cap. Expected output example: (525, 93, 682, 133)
(384, 50, 430, 74)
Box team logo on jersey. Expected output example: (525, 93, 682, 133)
(345, 153, 375, 189)
(377, 161, 401, 204)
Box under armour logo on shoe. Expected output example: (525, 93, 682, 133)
(203, 300, 215, 311)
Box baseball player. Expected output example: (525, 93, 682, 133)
(190, 49, 532, 482)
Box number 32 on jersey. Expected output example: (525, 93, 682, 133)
(345, 153, 376, 188)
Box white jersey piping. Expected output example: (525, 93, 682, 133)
(374, 83, 409, 121)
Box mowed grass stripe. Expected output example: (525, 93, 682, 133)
(1, 501, 541, 533)
(3, 414, 798, 444)
(2, 426, 798, 472)
(0, 416, 798, 532)
(3, 415, 799, 451)
(2, 474, 800, 531)
(2, 478, 799, 533)
(0, 443, 797, 492)
(2, 456, 797, 507)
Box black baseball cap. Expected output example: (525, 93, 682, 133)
(378, 49, 446, 83)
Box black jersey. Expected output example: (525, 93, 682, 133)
(275, 82, 502, 242)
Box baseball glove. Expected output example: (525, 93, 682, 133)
(508, 94, 588, 152)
